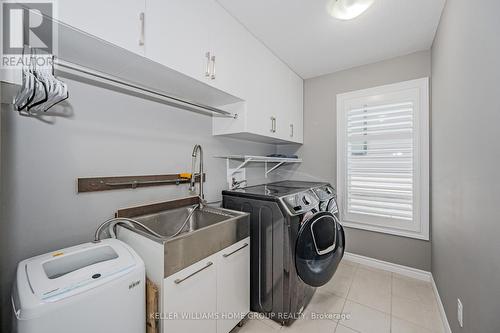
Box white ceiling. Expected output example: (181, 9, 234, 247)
(217, 0, 446, 79)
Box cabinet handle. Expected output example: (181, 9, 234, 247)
(210, 55, 216, 80)
(270, 116, 276, 133)
(174, 261, 213, 284)
(205, 52, 211, 77)
(223, 243, 248, 258)
(290, 124, 294, 137)
(139, 12, 145, 46)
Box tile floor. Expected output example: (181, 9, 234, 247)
(231, 260, 445, 333)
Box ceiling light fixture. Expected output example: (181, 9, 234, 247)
(327, 0, 375, 20)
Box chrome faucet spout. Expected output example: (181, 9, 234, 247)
(190, 144, 205, 205)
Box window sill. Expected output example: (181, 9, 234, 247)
(341, 220, 430, 241)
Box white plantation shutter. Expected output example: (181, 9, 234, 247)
(337, 79, 429, 240)
(347, 102, 414, 221)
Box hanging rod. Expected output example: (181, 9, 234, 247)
(54, 59, 238, 119)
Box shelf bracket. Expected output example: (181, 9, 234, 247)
(228, 157, 253, 176)
(265, 161, 285, 177)
(216, 155, 302, 186)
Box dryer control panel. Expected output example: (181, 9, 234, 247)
(281, 190, 319, 215)
(313, 185, 336, 200)
(313, 185, 339, 214)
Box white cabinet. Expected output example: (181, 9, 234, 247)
(57, 0, 146, 55)
(145, 0, 252, 99)
(216, 239, 250, 333)
(145, 0, 303, 144)
(213, 58, 304, 144)
(56, 0, 303, 144)
(163, 238, 250, 333)
(163, 256, 218, 333)
(145, 0, 212, 82)
(285, 71, 304, 143)
(207, 4, 254, 98)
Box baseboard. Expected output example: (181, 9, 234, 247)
(343, 252, 452, 333)
(431, 276, 453, 333)
(343, 252, 432, 281)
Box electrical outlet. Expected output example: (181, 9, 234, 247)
(457, 298, 463, 328)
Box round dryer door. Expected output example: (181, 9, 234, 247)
(295, 212, 345, 287)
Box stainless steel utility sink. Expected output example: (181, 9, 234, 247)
(136, 206, 231, 238)
(116, 196, 249, 277)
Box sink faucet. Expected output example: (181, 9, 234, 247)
(231, 177, 247, 190)
(190, 144, 205, 206)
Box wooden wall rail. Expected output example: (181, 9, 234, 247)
(78, 173, 205, 193)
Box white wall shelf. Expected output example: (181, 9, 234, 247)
(215, 155, 302, 186)
(2, 9, 241, 118)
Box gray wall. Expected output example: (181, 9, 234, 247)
(278, 50, 432, 271)
(0, 79, 277, 332)
(431, 1, 500, 332)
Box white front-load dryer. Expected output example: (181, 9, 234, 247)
(12, 238, 145, 333)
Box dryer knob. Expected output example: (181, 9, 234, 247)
(302, 195, 311, 205)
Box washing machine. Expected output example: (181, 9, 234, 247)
(12, 238, 145, 333)
(223, 183, 345, 326)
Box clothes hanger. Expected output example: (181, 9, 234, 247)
(20, 48, 43, 114)
(40, 56, 69, 112)
(14, 46, 36, 111)
(27, 49, 49, 113)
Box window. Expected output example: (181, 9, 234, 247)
(336, 78, 429, 240)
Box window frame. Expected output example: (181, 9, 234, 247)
(336, 78, 429, 240)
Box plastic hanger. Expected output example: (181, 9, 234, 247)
(40, 56, 69, 112)
(27, 49, 49, 113)
(14, 46, 36, 111)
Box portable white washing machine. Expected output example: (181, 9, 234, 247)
(12, 238, 145, 333)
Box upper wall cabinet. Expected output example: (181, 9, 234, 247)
(145, 0, 212, 83)
(145, 0, 254, 98)
(145, 0, 304, 144)
(56, 0, 303, 144)
(57, 0, 146, 55)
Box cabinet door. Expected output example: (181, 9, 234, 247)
(244, 45, 284, 139)
(164, 257, 217, 333)
(57, 0, 146, 55)
(146, 0, 212, 82)
(208, 1, 253, 98)
(287, 72, 304, 143)
(216, 238, 250, 333)
(294, 74, 304, 143)
(268, 61, 293, 141)
(268, 64, 303, 143)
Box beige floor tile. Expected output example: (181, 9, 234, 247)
(340, 300, 390, 333)
(307, 291, 346, 320)
(356, 264, 392, 279)
(257, 316, 284, 330)
(347, 266, 392, 313)
(335, 324, 359, 333)
(231, 318, 281, 333)
(337, 260, 359, 276)
(391, 316, 435, 333)
(280, 313, 338, 333)
(392, 296, 444, 333)
(320, 269, 355, 298)
(392, 274, 437, 308)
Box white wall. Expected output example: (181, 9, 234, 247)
(278, 50, 432, 271)
(431, 1, 500, 332)
(0, 78, 276, 332)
